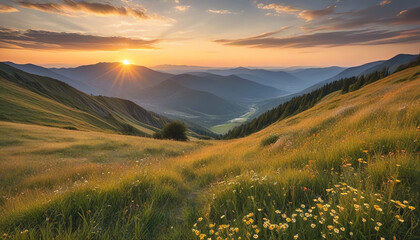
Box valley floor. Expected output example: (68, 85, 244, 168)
(0, 66, 419, 239)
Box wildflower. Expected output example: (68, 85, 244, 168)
(253, 234, 258, 239)
(408, 206, 416, 210)
(377, 222, 382, 226)
(334, 228, 339, 233)
(362, 218, 366, 222)
(311, 224, 316, 228)
(220, 215, 226, 219)
(286, 218, 292, 222)
(350, 232, 354, 236)
(275, 210, 281, 214)
(209, 230, 214, 235)
(375, 226, 380, 231)
(294, 234, 299, 239)
(328, 225, 334, 231)
(340, 227, 345, 231)
(198, 217, 203, 222)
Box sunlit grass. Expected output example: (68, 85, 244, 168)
(0, 66, 419, 239)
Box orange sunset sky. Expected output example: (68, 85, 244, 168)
(0, 0, 419, 67)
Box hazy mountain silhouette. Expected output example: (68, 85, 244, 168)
(167, 73, 288, 104)
(207, 67, 307, 92)
(287, 66, 346, 84)
(136, 79, 246, 116)
(50, 62, 173, 97)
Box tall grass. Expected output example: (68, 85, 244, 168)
(0, 66, 419, 239)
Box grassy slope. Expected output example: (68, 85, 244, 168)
(0, 66, 419, 239)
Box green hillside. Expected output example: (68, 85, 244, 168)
(0, 63, 168, 136)
(0, 64, 418, 239)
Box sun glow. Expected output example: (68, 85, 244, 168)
(122, 59, 131, 65)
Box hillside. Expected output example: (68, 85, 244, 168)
(51, 62, 173, 97)
(362, 54, 418, 74)
(168, 73, 287, 104)
(0, 64, 418, 239)
(0, 63, 168, 136)
(257, 54, 419, 115)
(3, 62, 95, 94)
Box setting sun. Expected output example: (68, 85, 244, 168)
(122, 59, 131, 65)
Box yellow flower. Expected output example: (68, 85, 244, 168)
(286, 218, 291, 222)
(408, 206, 416, 210)
(294, 234, 299, 239)
(198, 217, 203, 222)
(253, 234, 258, 239)
(375, 226, 380, 231)
(311, 224, 316, 228)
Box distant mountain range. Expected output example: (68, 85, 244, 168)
(207, 67, 307, 92)
(287, 67, 346, 83)
(137, 79, 246, 116)
(168, 73, 287, 104)
(51, 62, 173, 97)
(3, 53, 417, 133)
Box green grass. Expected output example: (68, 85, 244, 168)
(260, 134, 279, 147)
(0, 66, 419, 239)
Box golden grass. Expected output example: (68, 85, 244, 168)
(0, 66, 419, 239)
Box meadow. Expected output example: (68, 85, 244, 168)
(0, 66, 419, 239)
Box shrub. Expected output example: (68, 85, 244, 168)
(157, 122, 188, 141)
(261, 134, 279, 147)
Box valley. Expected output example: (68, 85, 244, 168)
(6, 54, 417, 135)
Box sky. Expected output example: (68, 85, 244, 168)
(0, 0, 419, 67)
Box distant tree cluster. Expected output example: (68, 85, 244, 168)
(153, 121, 188, 141)
(224, 68, 391, 139)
